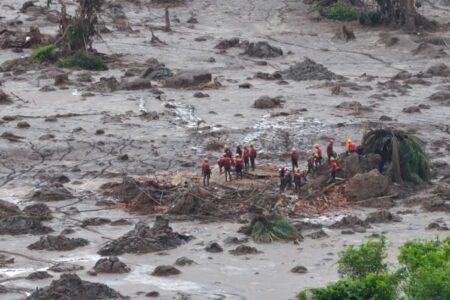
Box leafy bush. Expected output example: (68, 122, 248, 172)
(32, 45, 59, 63)
(57, 51, 107, 71)
(251, 214, 298, 243)
(311, 1, 360, 22)
(338, 236, 387, 279)
(359, 11, 382, 26)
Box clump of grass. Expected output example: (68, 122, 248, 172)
(57, 51, 107, 71)
(311, 1, 360, 22)
(251, 213, 298, 243)
(32, 44, 59, 63)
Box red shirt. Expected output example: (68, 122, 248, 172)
(330, 162, 337, 171)
(202, 162, 210, 170)
(291, 150, 298, 159)
(294, 171, 302, 178)
(316, 147, 322, 157)
(250, 148, 257, 158)
(223, 157, 232, 166)
(243, 148, 249, 158)
(217, 158, 224, 166)
(326, 142, 333, 153)
(235, 158, 243, 167)
(348, 143, 357, 151)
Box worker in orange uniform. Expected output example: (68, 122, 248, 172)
(293, 168, 306, 192)
(223, 155, 233, 182)
(235, 154, 243, 180)
(348, 140, 357, 153)
(314, 144, 322, 167)
(243, 146, 250, 171)
(326, 139, 335, 163)
(201, 159, 211, 186)
(249, 144, 257, 171)
(330, 157, 338, 182)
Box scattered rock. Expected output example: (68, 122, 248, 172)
(110, 218, 133, 226)
(141, 58, 173, 80)
(392, 71, 412, 80)
(402, 106, 421, 113)
(45, 116, 58, 122)
(47, 262, 84, 273)
(193, 92, 209, 98)
(164, 71, 212, 88)
(0, 199, 21, 218)
(26, 271, 53, 281)
(1, 132, 25, 142)
(98, 217, 189, 256)
(306, 229, 328, 239)
(341, 229, 355, 234)
(23, 203, 53, 220)
(186, 16, 198, 24)
(253, 96, 284, 109)
(429, 91, 450, 105)
(426, 63, 450, 77)
(366, 210, 402, 223)
(379, 115, 393, 121)
(423, 198, 450, 212)
(0, 215, 53, 235)
(346, 169, 390, 201)
(0, 90, 13, 105)
(223, 236, 249, 245)
(239, 82, 252, 88)
(282, 58, 343, 81)
(54, 73, 69, 86)
(229, 245, 261, 255)
(95, 129, 105, 135)
(39, 85, 56, 92)
(291, 266, 308, 274)
(329, 215, 368, 229)
(31, 186, 73, 201)
(0, 254, 14, 267)
(426, 222, 449, 231)
(81, 218, 111, 227)
(26, 273, 126, 300)
(418, 104, 430, 109)
(341, 153, 381, 179)
(96, 200, 116, 207)
(60, 228, 75, 235)
(93, 257, 131, 273)
(146, 291, 160, 297)
(120, 78, 152, 90)
(151, 265, 181, 276)
(244, 41, 283, 58)
(336, 101, 373, 112)
(204, 242, 223, 253)
(88, 77, 120, 93)
(215, 37, 240, 50)
(27, 235, 89, 251)
(175, 257, 195, 266)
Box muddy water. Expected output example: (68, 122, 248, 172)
(1, 0, 450, 299)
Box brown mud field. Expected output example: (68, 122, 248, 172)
(0, 0, 449, 299)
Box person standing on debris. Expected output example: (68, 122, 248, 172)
(236, 145, 243, 157)
(279, 167, 286, 192)
(284, 169, 293, 190)
(347, 140, 357, 153)
(330, 157, 338, 182)
(217, 155, 225, 174)
(223, 155, 232, 182)
(235, 154, 243, 180)
(291, 147, 299, 171)
(326, 139, 335, 162)
(314, 144, 322, 167)
(201, 159, 211, 186)
(249, 144, 257, 171)
(307, 154, 315, 174)
(224, 145, 233, 158)
(243, 146, 250, 171)
(293, 168, 305, 192)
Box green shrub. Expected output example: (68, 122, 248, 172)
(338, 236, 387, 279)
(311, 1, 360, 22)
(57, 51, 107, 71)
(359, 11, 382, 26)
(32, 45, 59, 63)
(251, 213, 298, 243)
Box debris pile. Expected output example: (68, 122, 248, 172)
(93, 257, 131, 273)
(244, 41, 283, 58)
(282, 58, 343, 81)
(27, 235, 89, 251)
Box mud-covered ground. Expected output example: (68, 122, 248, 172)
(0, 0, 449, 299)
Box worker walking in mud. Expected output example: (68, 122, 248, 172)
(291, 147, 299, 171)
(243, 146, 250, 171)
(217, 156, 224, 174)
(201, 159, 211, 186)
(223, 154, 232, 182)
(293, 168, 306, 192)
(279, 167, 286, 192)
(314, 144, 322, 167)
(326, 139, 336, 163)
(249, 144, 257, 171)
(330, 157, 338, 183)
(235, 154, 243, 179)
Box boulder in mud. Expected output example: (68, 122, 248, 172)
(365, 210, 402, 223)
(253, 96, 284, 109)
(23, 203, 53, 220)
(26, 273, 127, 300)
(0, 215, 53, 235)
(98, 216, 189, 256)
(27, 235, 89, 251)
(291, 266, 308, 274)
(215, 37, 240, 50)
(346, 169, 390, 201)
(282, 58, 343, 81)
(81, 218, 111, 227)
(426, 222, 449, 231)
(336, 101, 373, 112)
(17, 121, 31, 128)
(120, 78, 152, 90)
(110, 218, 133, 226)
(306, 229, 329, 239)
(152, 265, 181, 276)
(429, 91, 450, 105)
(88, 77, 120, 93)
(54, 73, 69, 86)
(426, 63, 450, 77)
(223, 236, 249, 245)
(229, 245, 261, 255)
(402, 106, 421, 113)
(164, 71, 212, 89)
(93, 257, 130, 273)
(175, 257, 195, 266)
(244, 41, 283, 58)
(0, 199, 21, 218)
(26, 271, 53, 281)
(423, 198, 450, 212)
(205, 242, 223, 253)
(329, 215, 368, 229)
(341, 153, 381, 178)
(0, 90, 12, 105)
(30, 186, 73, 201)
(141, 58, 173, 80)
(48, 262, 84, 273)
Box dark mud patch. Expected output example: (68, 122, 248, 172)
(151, 265, 181, 276)
(23, 203, 53, 220)
(229, 245, 261, 255)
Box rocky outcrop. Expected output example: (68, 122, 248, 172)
(93, 257, 130, 273)
(164, 71, 212, 88)
(346, 169, 390, 201)
(341, 153, 381, 178)
(27, 235, 89, 251)
(0, 215, 53, 235)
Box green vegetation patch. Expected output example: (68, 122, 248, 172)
(57, 51, 108, 71)
(32, 44, 59, 63)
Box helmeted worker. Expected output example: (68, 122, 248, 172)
(330, 157, 337, 182)
(217, 156, 224, 174)
(326, 139, 335, 162)
(223, 155, 233, 182)
(279, 167, 286, 192)
(243, 146, 250, 171)
(235, 154, 243, 179)
(348, 140, 357, 153)
(291, 147, 299, 171)
(201, 158, 211, 186)
(314, 144, 323, 167)
(249, 144, 257, 171)
(307, 154, 315, 174)
(236, 145, 243, 157)
(224, 145, 233, 158)
(293, 168, 305, 192)
(284, 169, 293, 190)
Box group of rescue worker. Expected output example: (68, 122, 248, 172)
(201, 138, 358, 190)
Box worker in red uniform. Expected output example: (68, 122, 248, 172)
(201, 159, 211, 186)
(249, 144, 257, 171)
(293, 168, 306, 192)
(217, 156, 224, 174)
(236, 145, 243, 157)
(235, 154, 243, 179)
(284, 169, 292, 190)
(279, 167, 286, 192)
(330, 157, 338, 182)
(314, 144, 322, 167)
(291, 147, 299, 171)
(348, 140, 357, 153)
(326, 139, 335, 163)
(243, 146, 250, 171)
(307, 154, 315, 174)
(223, 155, 233, 182)
(224, 145, 233, 158)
